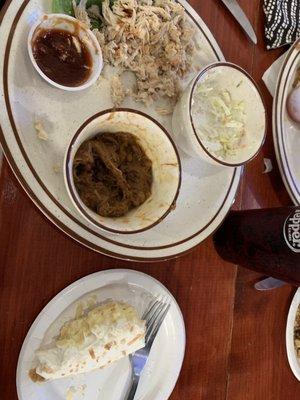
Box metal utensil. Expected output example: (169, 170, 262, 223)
(255, 277, 286, 291)
(125, 298, 171, 400)
(220, 0, 257, 44)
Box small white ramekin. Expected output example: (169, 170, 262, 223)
(64, 109, 181, 234)
(172, 62, 267, 167)
(27, 13, 103, 91)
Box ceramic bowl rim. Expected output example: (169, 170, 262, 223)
(27, 13, 103, 91)
(64, 108, 182, 234)
(189, 61, 267, 167)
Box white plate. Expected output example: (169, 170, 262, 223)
(0, 0, 242, 261)
(273, 39, 300, 205)
(286, 288, 300, 381)
(16, 269, 186, 400)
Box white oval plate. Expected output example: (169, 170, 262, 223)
(16, 269, 186, 400)
(0, 0, 242, 261)
(286, 288, 300, 381)
(273, 39, 300, 205)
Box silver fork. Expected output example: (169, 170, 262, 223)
(125, 298, 171, 400)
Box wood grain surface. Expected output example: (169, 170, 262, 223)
(0, 0, 299, 399)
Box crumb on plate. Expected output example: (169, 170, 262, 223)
(34, 121, 48, 141)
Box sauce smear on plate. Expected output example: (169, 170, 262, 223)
(32, 28, 92, 87)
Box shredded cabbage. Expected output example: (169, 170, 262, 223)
(192, 80, 246, 159)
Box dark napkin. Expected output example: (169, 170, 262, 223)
(263, 0, 300, 49)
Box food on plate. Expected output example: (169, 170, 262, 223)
(191, 71, 246, 160)
(73, 131, 153, 217)
(110, 75, 129, 106)
(287, 69, 300, 123)
(30, 301, 145, 381)
(66, 385, 87, 400)
(287, 87, 300, 123)
(294, 305, 300, 357)
(53, 163, 61, 173)
(34, 121, 49, 141)
(65, 109, 181, 233)
(155, 106, 173, 116)
(64, 0, 195, 104)
(32, 28, 93, 87)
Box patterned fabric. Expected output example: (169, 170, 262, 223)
(263, 0, 300, 49)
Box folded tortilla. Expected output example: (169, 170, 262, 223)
(30, 301, 145, 381)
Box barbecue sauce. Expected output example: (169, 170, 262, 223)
(32, 28, 92, 87)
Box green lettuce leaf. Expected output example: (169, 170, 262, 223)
(90, 17, 102, 29)
(51, 0, 115, 27)
(52, 0, 75, 15)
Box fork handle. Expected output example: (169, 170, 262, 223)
(125, 376, 139, 400)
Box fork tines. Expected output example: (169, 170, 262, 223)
(143, 297, 171, 346)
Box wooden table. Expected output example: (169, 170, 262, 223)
(0, 0, 299, 398)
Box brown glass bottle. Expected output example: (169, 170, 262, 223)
(213, 207, 300, 285)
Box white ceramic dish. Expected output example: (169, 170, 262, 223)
(286, 288, 300, 381)
(273, 39, 300, 205)
(0, 0, 242, 261)
(65, 109, 181, 234)
(172, 62, 267, 166)
(27, 13, 103, 91)
(16, 269, 186, 400)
